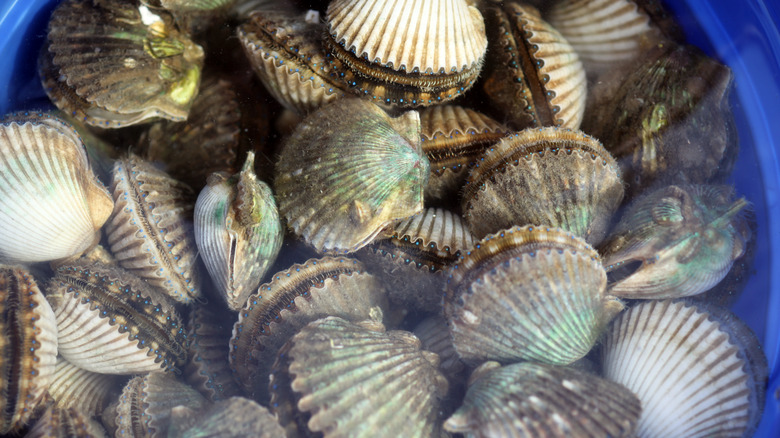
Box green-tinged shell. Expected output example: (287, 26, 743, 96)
(113, 372, 210, 438)
(274, 99, 429, 253)
(357, 207, 475, 313)
(141, 76, 241, 191)
(105, 154, 201, 304)
(0, 266, 59, 434)
(46, 261, 187, 374)
(269, 317, 449, 438)
(444, 225, 624, 366)
(444, 361, 641, 437)
(582, 43, 736, 194)
(419, 105, 510, 205)
(0, 119, 113, 263)
(482, 2, 587, 130)
(26, 406, 108, 438)
(167, 397, 285, 438)
(229, 256, 389, 402)
(238, 10, 348, 115)
(601, 184, 750, 299)
(461, 127, 623, 246)
(195, 152, 283, 311)
(602, 299, 767, 437)
(41, 0, 204, 128)
(48, 356, 123, 417)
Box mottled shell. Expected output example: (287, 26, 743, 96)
(444, 225, 624, 365)
(0, 120, 113, 263)
(42, 0, 204, 127)
(602, 299, 767, 437)
(26, 406, 108, 438)
(167, 397, 285, 438)
(195, 152, 283, 311)
(46, 261, 187, 374)
(482, 2, 587, 130)
(274, 99, 428, 253)
(0, 266, 59, 434)
(462, 127, 623, 246)
(445, 361, 641, 437)
(105, 154, 201, 304)
(48, 356, 123, 417)
(238, 10, 347, 115)
(323, 0, 487, 107)
(230, 256, 389, 401)
(601, 184, 750, 299)
(269, 317, 449, 438)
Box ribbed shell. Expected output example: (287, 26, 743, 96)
(42, 0, 204, 127)
(461, 127, 623, 245)
(49, 356, 122, 416)
(230, 256, 389, 401)
(269, 317, 449, 438)
(0, 266, 59, 434)
(274, 99, 428, 253)
(326, 0, 487, 74)
(106, 154, 201, 304)
(238, 10, 347, 115)
(602, 299, 767, 438)
(46, 261, 186, 374)
(444, 361, 641, 437)
(167, 397, 285, 438)
(413, 315, 466, 382)
(0, 121, 113, 263)
(195, 152, 283, 311)
(26, 406, 108, 438)
(444, 225, 624, 365)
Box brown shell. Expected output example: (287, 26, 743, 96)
(26, 406, 108, 438)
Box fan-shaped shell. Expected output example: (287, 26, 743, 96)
(26, 406, 108, 438)
(49, 356, 122, 417)
(167, 397, 285, 438)
(274, 99, 428, 253)
(0, 120, 113, 263)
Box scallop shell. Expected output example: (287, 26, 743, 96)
(42, 0, 204, 127)
(0, 119, 113, 263)
(230, 256, 389, 401)
(48, 356, 123, 417)
(269, 317, 449, 438)
(413, 315, 466, 382)
(167, 397, 285, 438)
(461, 127, 623, 245)
(601, 299, 767, 437)
(601, 184, 750, 299)
(195, 152, 283, 311)
(0, 266, 59, 434)
(444, 361, 641, 437)
(26, 406, 108, 438)
(46, 261, 187, 374)
(482, 2, 587, 130)
(274, 99, 428, 253)
(444, 225, 624, 366)
(105, 154, 201, 304)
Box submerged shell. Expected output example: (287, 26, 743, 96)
(413, 315, 466, 382)
(105, 154, 201, 304)
(167, 397, 285, 438)
(269, 317, 449, 437)
(601, 184, 750, 299)
(275, 99, 428, 253)
(42, 0, 204, 127)
(461, 127, 623, 245)
(195, 152, 283, 311)
(0, 120, 113, 263)
(444, 225, 624, 366)
(0, 266, 59, 434)
(602, 299, 767, 437)
(49, 356, 123, 416)
(444, 361, 641, 437)
(26, 406, 107, 438)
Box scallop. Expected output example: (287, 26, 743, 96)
(48, 356, 123, 417)
(167, 397, 285, 438)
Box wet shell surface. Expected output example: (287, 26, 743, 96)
(167, 396, 285, 438)
(461, 127, 623, 245)
(274, 99, 428, 253)
(48, 356, 122, 417)
(0, 266, 59, 434)
(195, 152, 283, 311)
(42, 0, 204, 127)
(601, 184, 750, 299)
(230, 256, 389, 401)
(413, 315, 466, 382)
(482, 2, 587, 130)
(269, 317, 449, 438)
(105, 154, 201, 304)
(26, 406, 108, 438)
(444, 361, 641, 437)
(601, 299, 767, 437)
(46, 261, 187, 374)
(0, 119, 113, 263)
(444, 225, 624, 366)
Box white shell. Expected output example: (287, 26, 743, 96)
(49, 357, 121, 416)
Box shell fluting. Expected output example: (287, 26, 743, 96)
(167, 397, 286, 438)
(26, 406, 108, 438)
(48, 356, 122, 417)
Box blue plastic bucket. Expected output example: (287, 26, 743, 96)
(1, 0, 778, 435)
